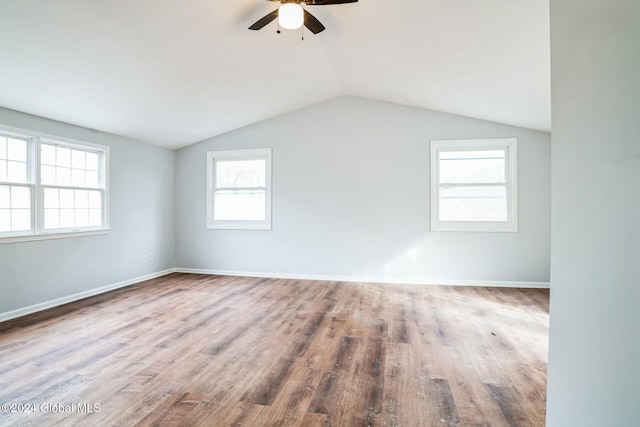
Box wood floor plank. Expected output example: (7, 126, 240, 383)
(349, 336, 386, 425)
(0, 273, 549, 426)
(486, 384, 535, 427)
(308, 336, 361, 415)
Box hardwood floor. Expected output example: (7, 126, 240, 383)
(0, 273, 549, 426)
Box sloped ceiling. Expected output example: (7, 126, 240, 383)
(0, 0, 550, 149)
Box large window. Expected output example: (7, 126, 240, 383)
(206, 148, 272, 230)
(0, 126, 109, 243)
(430, 138, 517, 232)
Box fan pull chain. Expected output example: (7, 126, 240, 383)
(277, 22, 281, 34)
(301, 25, 304, 41)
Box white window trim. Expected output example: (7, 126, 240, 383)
(206, 148, 272, 230)
(430, 138, 518, 233)
(0, 124, 110, 244)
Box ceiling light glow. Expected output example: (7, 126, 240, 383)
(278, 4, 304, 30)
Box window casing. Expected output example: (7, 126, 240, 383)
(206, 148, 272, 230)
(430, 138, 517, 232)
(0, 125, 109, 243)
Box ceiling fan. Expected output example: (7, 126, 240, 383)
(249, 0, 358, 35)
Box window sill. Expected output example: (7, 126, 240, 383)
(0, 229, 110, 244)
(431, 221, 518, 233)
(206, 225, 272, 231)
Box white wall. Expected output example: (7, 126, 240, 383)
(176, 97, 551, 285)
(0, 108, 176, 317)
(547, 1, 640, 425)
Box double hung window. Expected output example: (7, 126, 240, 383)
(430, 138, 517, 232)
(0, 126, 109, 243)
(206, 148, 272, 230)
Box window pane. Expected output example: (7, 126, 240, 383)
(44, 188, 60, 208)
(11, 209, 31, 231)
(86, 171, 99, 188)
(72, 150, 85, 169)
(75, 209, 89, 227)
(11, 186, 30, 209)
(216, 159, 266, 188)
(7, 161, 27, 183)
(88, 191, 101, 209)
(86, 152, 99, 171)
(60, 189, 74, 208)
(439, 185, 507, 222)
(71, 169, 86, 187)
(7, 138, 27, 161)
(440, 150, 505, 160)
(60, 209, 74, 228)
(57, 147, 71, 167)
(57, 167, 71, 186)
(214, 190, 266, 221)
(0, 186, 9, 208)
(89, 209, 102, 226)
(439, 150, 505, 184)
(43, 188, 100, 230)
(41, 165, 56, 185)
(0, 160, 6, 181)
(41, 144, 56, 165)
(0, 209, 10, 232)
(44, 209, 60, 229)
(0, 137, 6, 159)
(75, 190, 88, 208)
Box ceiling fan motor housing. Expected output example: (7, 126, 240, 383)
(249, 0, 358, 34)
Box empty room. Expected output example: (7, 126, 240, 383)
(0, 1, 638, 426)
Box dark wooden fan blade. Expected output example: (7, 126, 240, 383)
(304, 0, 357, 5)
(303, 9, 325, 34)
(249, 9, 279, 30)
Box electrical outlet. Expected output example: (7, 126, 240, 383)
(260, 251, 267, 261)
(148, 252, 154, 261)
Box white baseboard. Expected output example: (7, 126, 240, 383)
(0, 268, 549, 324)
(0, 268, 177, 323)
(175, 268, 550, 289)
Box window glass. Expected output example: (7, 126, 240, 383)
(216, 159, 266, 188)
(0, 185, 31, 232)
(439, 186, 507, 222)
(214, 190, 266, 221)
(0, 136, 29, 184)
(41, 143, 102, 189)
(439, 150, 505, 184)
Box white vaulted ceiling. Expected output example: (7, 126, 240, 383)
(0, 0, 549, 149)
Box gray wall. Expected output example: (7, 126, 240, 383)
(176, 97, 551, 284)
(547, 2, 640, 425)
(0, 108, 176, 315)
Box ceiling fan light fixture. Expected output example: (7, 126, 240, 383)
(278, 3, 304, 30)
